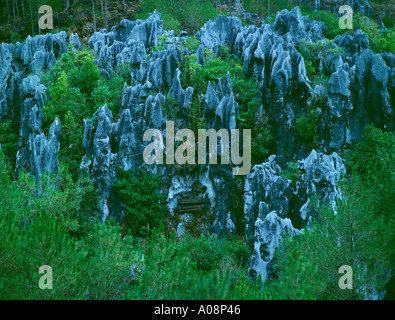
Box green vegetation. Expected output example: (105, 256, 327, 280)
(383, 15, 394, 29)
(112, 168, 167, 239)
(183, 36, 201, 51)
(1, 1, 394, 301)
(10, 32, 22, 44)
(42, 47, 126, 180)
(0, 151, 99, 299)
(180, 48, 273, 164)
(301, 7, 346, 39)
(281, 161, 301, 187)
(137, 0, 219, 34)
(42, 48, 99, 180)
(126, 231, 259, 299)
(298, 38, 343, 88)
(152, 34, 168, 53)
(346, 125, 394, 220)
(300, 6, 395, 54)
(265, 179, 393, 299)
(265, 124, 394, 300)
(0, 151, 263, 299)
(243, 0, 292, 20)
(92, 66, 128, 118)
(0, 120, 19, 171)
(354, 14, 395, 54)
(294, 108, 321, 143)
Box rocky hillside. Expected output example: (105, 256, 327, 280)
(0, 6, 393, 300)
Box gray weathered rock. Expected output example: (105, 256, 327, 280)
(69, 33, 81, 50)
(197, 15, 242, 52)
(245, 150, 346, 284)
(13, 75, 61, 181)
(31, 117, 61, 181)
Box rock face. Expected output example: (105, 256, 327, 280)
(292, 150, 346, 227)
(82, 12, 247, 234)
(87, 10, 188, 81)
(69, 33, 81, 50)
(244, 151, 346, 284)
(16, 32, 68, 76)
(0, 31, 68, 180)
(82, 64, 241, 235)
(197, 14, 242, 52)
(231, 7, 324, 163)
(0, 43, 16, 122)
(15, 75, 61, 180)
(87, 11, 165, 78)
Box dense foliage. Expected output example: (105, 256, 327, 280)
(266, 125, 395, 300)
(42, 47, 126, 180)
(1, 1, 394, 301)
(0, 152, 263, 299)
(112, 168, 167, 239)
(265, 179, 393, 300)
(180, 47, 273, 164)
(137, 0, 219, 34)
(300, 6, 395, 54)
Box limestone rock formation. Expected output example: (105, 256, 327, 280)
(245, 150, 346, 284)
(0, 8, 393, 294)
(197, 14, 242, 52)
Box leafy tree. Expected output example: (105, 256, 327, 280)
(347, 124, 394, 219)
(294, 108, 320, 143)
(112, 168, 167, 239)
(92, 74, 125, 118)
(0, 120, 19, 171)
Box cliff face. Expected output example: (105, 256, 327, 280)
(0, 7, 393, 286)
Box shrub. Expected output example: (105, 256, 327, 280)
(0, 152, 262, 300)
(383, 16, 394, 29)
(0, 153, 92, 299)
(152, 34, 168, 53)
(294, 108, 320, 143)
(0, 120, 19, 171)
(300, 8, 395, 54)
(346, 124, 395, 219)
(10, 32, 22, 44)
(112, 168, 167, 239)
(281, 161, 301, 187)
(303, 9, 346, 39)
(84, 222, 137, 300)
(298, 38, 344, 80)
(42, 49, 99, 180)
(126, 228, 261, 300)
(353, 14, 395, 53)
(184, 36, 201, 51)
(92, 74, 125, 118)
